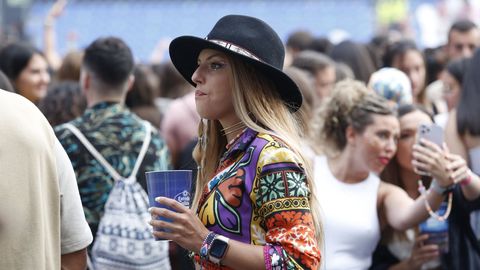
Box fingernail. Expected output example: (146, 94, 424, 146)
(148, 207, 153, 212)
(155, 197, 162, 202)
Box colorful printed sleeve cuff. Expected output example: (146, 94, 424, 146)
(263, 244, 285, 270)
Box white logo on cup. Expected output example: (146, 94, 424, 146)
(174, 190, 190, 207)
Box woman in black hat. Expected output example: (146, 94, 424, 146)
(149, 15, 322, 270)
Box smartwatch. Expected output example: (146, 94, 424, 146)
(208, 235, 230, 264)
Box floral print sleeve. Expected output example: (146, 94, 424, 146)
(253, 135, 321, 270)
(194, 129, 320, 270)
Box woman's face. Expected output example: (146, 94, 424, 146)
(353, 114, 400, 174)
(14, 54, 50, 103)
(393, 50, 426, 100)
(396, 110, 433, 172)
(314, 66, 336, 100)
(191, 49, 237, 123)
(440, 70, 461, 111)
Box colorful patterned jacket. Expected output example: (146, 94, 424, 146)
(195, 128, 321, 269)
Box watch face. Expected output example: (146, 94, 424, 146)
(210, 238, 229, 258)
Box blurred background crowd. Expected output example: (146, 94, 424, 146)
(2, 0, 480, 269)
(2, 0, 479, 61)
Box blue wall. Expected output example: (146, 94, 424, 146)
(26, 0, 423, 62)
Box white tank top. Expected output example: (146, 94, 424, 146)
(314, 155, 381, 270)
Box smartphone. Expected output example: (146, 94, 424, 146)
(416, 123, 444, 147)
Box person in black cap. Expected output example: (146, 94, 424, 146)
(149, 14, 322, 270)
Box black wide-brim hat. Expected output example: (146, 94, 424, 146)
(169, 14, 302, 112)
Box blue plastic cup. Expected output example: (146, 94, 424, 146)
(419, 202, 449, 254)
(146, 170, 192, 240)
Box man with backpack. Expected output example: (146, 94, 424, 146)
(55, 37, 171, 269)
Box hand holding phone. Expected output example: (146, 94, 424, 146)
(412, 123, 448, 179)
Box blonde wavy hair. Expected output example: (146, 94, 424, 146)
(191, 54, 324, 249)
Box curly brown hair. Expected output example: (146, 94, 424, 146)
(314, 79, 395, 156)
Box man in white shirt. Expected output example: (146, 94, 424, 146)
(0, 90, 92, 269)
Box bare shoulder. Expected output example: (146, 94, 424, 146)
(378, 181, 405, 205)
(378, 181, 396, 196)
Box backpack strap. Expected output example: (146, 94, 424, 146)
(63, 121, 152, 183)
(128, 121, 151, 180)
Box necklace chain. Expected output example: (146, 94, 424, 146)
(221, 121, 246, 136)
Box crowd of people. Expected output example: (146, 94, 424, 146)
(2, 2, 480, 270)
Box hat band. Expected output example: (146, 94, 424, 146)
(208, 39, 261, 62)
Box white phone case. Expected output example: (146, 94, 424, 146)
(417, 123, 444, 147)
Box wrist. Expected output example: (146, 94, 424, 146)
(199, 231, 216, 262)
(406, 258, 419, 270)
(430, 179, 450, 195)
(208, 234, 230, 265)
(460, 170, 474, 186)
